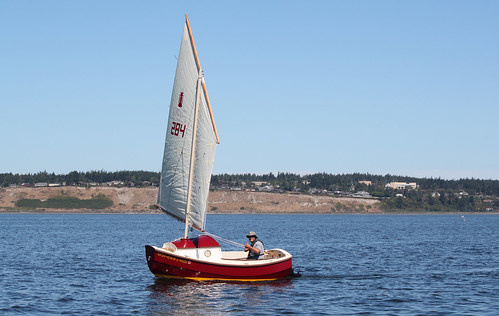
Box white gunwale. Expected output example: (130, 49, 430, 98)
(152, 246, 292, 267)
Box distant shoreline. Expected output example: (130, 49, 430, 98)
(1, 210, 497, 215)
(1, 187, 497, 215)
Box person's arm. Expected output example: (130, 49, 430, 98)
(244, 243, 261, 254)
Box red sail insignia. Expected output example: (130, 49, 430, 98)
(178, 92, 184, 107)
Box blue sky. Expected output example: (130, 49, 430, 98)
(1, 1, 498, 180)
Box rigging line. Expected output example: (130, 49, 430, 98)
(202, 231, 245, 248)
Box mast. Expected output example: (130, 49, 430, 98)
(184, 69, 203, 239)
(183, 15, 208, 238)
(164, 14, 217, 238)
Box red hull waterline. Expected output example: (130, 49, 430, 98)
(145, 236, 293, 281)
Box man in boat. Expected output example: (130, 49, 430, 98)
(244, 231, 264, 260)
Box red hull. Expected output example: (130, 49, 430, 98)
(145, 245, 293, 281)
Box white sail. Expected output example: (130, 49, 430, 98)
(158, 17, 219, 232)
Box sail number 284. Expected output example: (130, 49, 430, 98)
(171, 122, 186, 137)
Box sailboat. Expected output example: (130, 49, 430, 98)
(145, 15, 293, 281)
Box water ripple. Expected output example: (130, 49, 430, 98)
(1, 214, 498, 315)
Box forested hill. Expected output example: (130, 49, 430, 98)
(1, 171, 498, 212)
(1, 171, 499, 193)
(212, 172, 499, 196)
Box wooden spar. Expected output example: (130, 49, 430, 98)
(185, 15, 201, 71)
(202, 81, 220, 144)
(185, 14, 220, 144)
(155, 204, 203, 232)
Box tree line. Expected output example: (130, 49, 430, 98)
(2, 171, 499, 194)
(212, 172, 499, 196)
(0, 170, 159, 187)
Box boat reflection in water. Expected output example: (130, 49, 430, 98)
(146, 278, 294, 314)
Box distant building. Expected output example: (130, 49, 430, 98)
(260, 185, 274, 192)
(353, 191, 371, 198)
(252, 181, 268, 187)
(358, 181, 372, 186)
(385, 182, 418, 190)
(105, 181, 125, 186)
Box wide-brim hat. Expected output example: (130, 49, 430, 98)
(246, 231, 257, 238)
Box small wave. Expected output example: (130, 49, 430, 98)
(298, 273, 387, 280)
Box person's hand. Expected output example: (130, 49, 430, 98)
(244, 242, 250, 252)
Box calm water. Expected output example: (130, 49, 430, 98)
(1, 214, 498, 315)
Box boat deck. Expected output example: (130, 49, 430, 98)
(153, 246, 291, 266)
